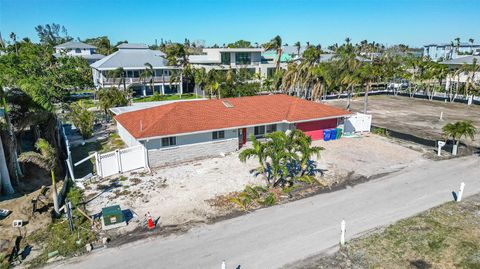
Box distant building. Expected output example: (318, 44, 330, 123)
(90, 43, 183, 97)
(54, 41, 105, 64)
(423, 43, 480, 62)
(442, 55, 480, 90)
(189, 47, 281, 78)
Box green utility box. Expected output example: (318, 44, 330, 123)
(101, 205, 126, 230)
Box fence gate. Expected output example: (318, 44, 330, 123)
(97, 145, 147, 178)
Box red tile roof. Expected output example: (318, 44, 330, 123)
(114, 94, 351, 139)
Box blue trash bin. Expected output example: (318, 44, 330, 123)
(323, 129, 331, 141)
(330, 128, 337, 140)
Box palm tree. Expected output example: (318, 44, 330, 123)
(18, 139, 60, 214)
(194, 67, 208, 97)
(442, 120, 477, 155)
(294, 41, 301, 57)
(143, 62, 156, 94)
(108, 67, 126, 90)
(358, 61, 379, 113)
(239, 135, 268, 178)
(460, 58, 479, 99)
(454, 37, 461, 52)
(0, 134, 15, 195)
(263, 35, 283, 72)
(9, 32, 17, 56)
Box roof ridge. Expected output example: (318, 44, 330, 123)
(140, 102, 179, 136)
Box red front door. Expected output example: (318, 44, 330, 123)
(238, 128, 247, 148)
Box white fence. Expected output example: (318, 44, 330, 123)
(96, 145, 148, 178)
(344, 113, 372, 133)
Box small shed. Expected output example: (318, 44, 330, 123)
(101, 205, 126, 230)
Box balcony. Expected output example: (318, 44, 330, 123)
(99, 76, 174, 86)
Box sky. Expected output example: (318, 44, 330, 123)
(1, 0, 479, 48)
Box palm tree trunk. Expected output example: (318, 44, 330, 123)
(363, 82, 370, 114)
(0, 134, 14, 194)
(51, 169, 60, 214)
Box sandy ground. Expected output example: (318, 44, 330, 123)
(328, 95, 480, 147)
(82, 134, 426, 232)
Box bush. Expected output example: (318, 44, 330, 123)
(69, 101, 94, 139)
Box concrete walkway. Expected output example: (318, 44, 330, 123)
(46, 156, 480, 269)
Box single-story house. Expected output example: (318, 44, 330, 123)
(114, 94, 351, 167)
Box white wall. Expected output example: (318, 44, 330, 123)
(117, 122, 140, 147)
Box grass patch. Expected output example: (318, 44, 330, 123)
(320, 196, 480, 269)
(372, 127, 390, 137)
(70, 133, 125, 178)
(132, 93, 198, 103)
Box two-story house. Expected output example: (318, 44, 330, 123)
(53, 41, 105, 64)
(189, 48, 284, 78)
(90, 43, 182, 97)
(423, 43, 480, 62)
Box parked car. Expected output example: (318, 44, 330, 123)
(387, 79, 409, 90)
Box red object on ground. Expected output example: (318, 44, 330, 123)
(296, 119, 338, 140)
(146, 211, 155, 229)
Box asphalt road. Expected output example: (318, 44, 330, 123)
(47, 156, 480, 269)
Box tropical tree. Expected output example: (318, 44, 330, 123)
(97, 87, 129, 120)
(263, 35, 283, 72)
(239, 130, 324, 187)
(194, 67, 208, 97)
(18, 139, 60, 214)
(68, 101, 94, 139)
(294, 41, 301, 57)
(442, 120, 477, 155)
(108, 67, 126, 90)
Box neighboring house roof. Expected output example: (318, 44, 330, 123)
(90, 48, 167, 70)
(116, 43, 149, 49)
(54, 41, 96, 49)
(115, 94, 351, 140)
(441, 55, 480, 65)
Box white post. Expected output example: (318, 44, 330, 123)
(457, 182, 465, 202)
(440, 111, 443, 121)
(340, 219, 346, 246)
(221, 260, 226, 269)
(437, 141, 445, 157)
(95, 152, 102, 178)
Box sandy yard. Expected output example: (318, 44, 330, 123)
(82, 134, 427, 233)
(328, 95, 480, 148)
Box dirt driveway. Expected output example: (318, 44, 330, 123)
(81, 134, 426, 232)
(329, 95, 480, 148)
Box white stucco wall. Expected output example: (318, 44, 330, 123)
(117, 122, 140, 147)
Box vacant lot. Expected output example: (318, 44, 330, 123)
(82, 134, 426, 232)
(289, 193, 480, 269)
(329, 95, 480, 148)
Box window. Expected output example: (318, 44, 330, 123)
(161, 137, 176, 147)
(221, 52, 231, 65)
(212, 131, 225, 140)
(75, 48, 81, 53)
(266, 124, 277, 133)
(235, 52, 251, 65)
(254, 126, 265, 136)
